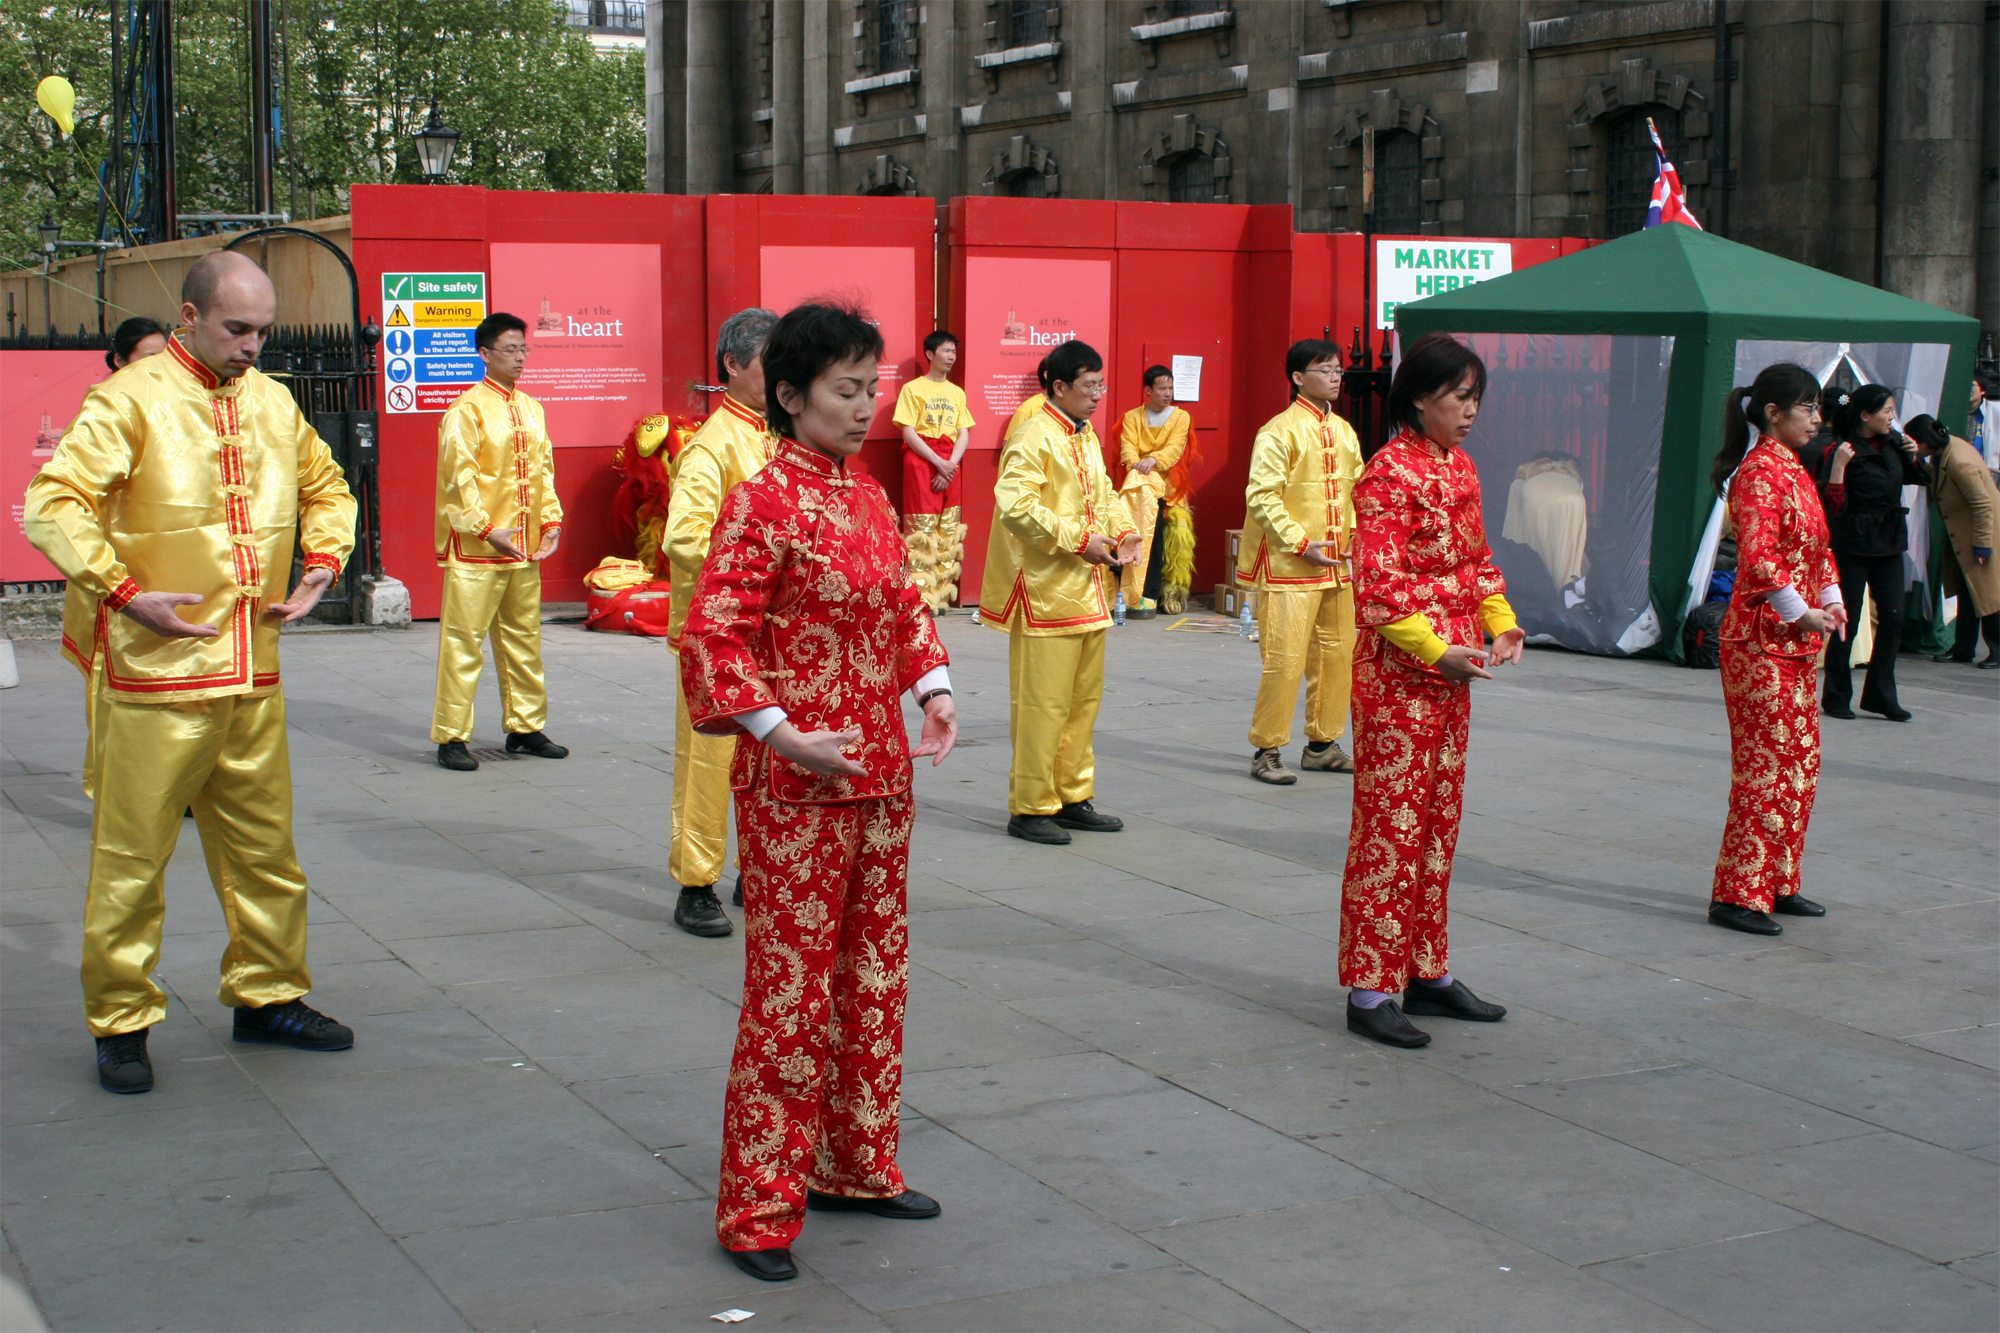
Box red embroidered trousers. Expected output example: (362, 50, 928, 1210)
(1712, 642, 1820, 912)
(1338, 642, 1470, 992)
(716, 784, 913, 1252)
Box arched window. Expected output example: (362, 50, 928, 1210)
(1606, 108, 1685, 237)
(864, 182, 906, 197)
(1167, 152, 1215, 203)
(1003, 169, 1048, 199)
(1371, 130, 1423, 234)
(877, 0, 915, 73)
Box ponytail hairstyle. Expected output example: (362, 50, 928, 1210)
(1903, 414, 1949, 452)
(1713, 361, 1821, 495)
(1830, 382, 1894, 442)
(105, 315, 166, 371)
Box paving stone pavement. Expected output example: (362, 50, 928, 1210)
(2, 614, 1995, 1333)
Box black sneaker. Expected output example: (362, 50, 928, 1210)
(1053, 801, 1123, 833)
(675, 885, 733, 937)
(232, 999, 354, 1050)
(506, 730, 570, 759)
(437, 740, 479, 771)
(95, 1029, 154, 1094)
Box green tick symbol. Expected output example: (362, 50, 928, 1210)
(388, 276, 412, 299)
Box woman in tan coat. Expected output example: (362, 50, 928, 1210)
(1907, 415, 1999, 668)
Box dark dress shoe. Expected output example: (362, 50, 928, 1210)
(806, 1188, 941, 1219)
(1052, 801, 1123, 832)
(1709, 902, 1783, 936)
(724, 1246, 797, 1281)
(1859, 697, 1912, 722)
(1402, 979, 1506, 1022)
(506, 730, 570, 758)
(437, 740, 479, 771)
(674, 886, 734, 937)
(1773, 894, 1826, 917)
(1008, 815, 1071, 845)
(1931, 652, 1974, 663)
(1980, 656, 2000, 670)
(1346, 997, 1431, 1048)
(1821, 702, 1857, 720)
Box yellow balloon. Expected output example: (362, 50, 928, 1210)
(36, 76, 75, 136)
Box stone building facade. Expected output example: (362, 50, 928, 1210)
(645, 0, 1998, 336)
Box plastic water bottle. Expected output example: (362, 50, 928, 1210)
(1113, 589, 1127, 626)
(1239, 598, 1254, 639)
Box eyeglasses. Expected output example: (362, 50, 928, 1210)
(488, 346, 530, 358)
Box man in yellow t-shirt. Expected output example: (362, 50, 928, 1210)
(1115, 365, 1193, 616)
(893, 331, 976, 611)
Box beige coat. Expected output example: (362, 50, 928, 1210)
(1931, 435, 2000, 617)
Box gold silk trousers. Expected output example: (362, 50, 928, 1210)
(670, 678, 736, 888)
(1007, 628, 1106, 815)
(1249, 585, 1355, 750)
(84, 686, 311, 1035)
(431, 564, 549, 743)
(1118, 491, 1162, 608)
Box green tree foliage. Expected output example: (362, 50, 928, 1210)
(2, 0, 645, 272)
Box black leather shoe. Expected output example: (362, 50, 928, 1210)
(233, 999, 353, 1050)
(1931, 653, 1974, 663)
(1709, 902, 1783, 936)
(1402, 979, 1506, 1022)
(1346, 997, 1431, 1048)
(1052, 801, 1123, 832)
(1008, 815, 1071, 845)
(95, 1029, 153, 1093)
(437, 740, 479, 771)
(506, 730, 570, 758)
(1821, 702, 1857, 720)
(674, 886, 733, 938)
(1980, 656, 2000, 670)
(807, 1188, 941, 1219)
(1773, 894, 1826, 917)
(724, 1246, 797, 1281)
(1859, 697, 1912, 723)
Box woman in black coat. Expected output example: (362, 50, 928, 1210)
(1816, 384, 1925, 721)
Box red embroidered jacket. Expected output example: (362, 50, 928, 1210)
(1351, 428, 1508, 677)
(681, 438, 948, 804)
(1724, 438, 1840, 658)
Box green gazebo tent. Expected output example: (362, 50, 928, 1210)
(1395, 224, 1981, 660)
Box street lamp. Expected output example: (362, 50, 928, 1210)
(38, 214, 60, 337)
(413, 103, 460, 182)
(38, 214, 61, 253)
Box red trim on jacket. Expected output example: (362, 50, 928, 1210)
(104, 577, 141, 612)
(165, 335, 222, 390)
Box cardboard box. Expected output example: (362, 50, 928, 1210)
(1223, 528, 1243, 568)
(1215, 582, 1258, 619)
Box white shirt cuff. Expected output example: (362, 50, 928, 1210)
(910, 665, 952, 701)
(1766, 585, 1809, 622)
(1819, 585, 1845, 608)
(734, 705, 787, 741)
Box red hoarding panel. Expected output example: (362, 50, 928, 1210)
(759, 245, 917, 441)
(3, 351, 105, 582)
(959, 256, 1114, 436)
(491, 242, 665, 449)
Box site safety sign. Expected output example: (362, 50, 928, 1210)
(380, 272, 486, 413)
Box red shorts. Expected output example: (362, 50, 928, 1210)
(901, 437, 963, 516)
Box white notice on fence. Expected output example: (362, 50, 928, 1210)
(1171, 355, 1203, 403)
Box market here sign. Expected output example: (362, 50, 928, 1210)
(1376, 240, 1512, 330)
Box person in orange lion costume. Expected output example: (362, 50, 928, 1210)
(679, 302, 959, 1285)
(1705, 362, 1847, 938)
(1338, 334, 1524, 1051)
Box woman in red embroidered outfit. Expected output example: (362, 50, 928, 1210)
(680, 304, 957, 1283)
(1707, 363, 1848, 936)
(1339, 334, 1522, 1049)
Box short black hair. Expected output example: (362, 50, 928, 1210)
(762, 301, 886, 439)
(1142, 364, 1172, 390)
(1386, 333, 1487, 436)
(107, 315, 166, 371)
(1043, 339, 1103, 392)
(924, 329, 959, 356)
(1976, 368, 2000, 398)
(1285, 339, 1342, 394)
(476, 312, 528, 351)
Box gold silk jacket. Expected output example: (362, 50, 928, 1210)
(24, 335, 355, 703)
(434, 378, 564, 570)
(978, 403, 1136, 635)
(666, 394, 776, 646)
(1117, 405, 1192, 500)
(1237, 397, 1363, 590)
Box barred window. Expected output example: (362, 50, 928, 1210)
(877, 0, 916, 72)
(1372, 130, 1423, 233)
(1004, 169, 1048, 198)
(1167, 152, 1215, 203)
(1164, 0, 1228, 13)
(1009, 0, 1056, 46)
(1606, 108, 1685, 237)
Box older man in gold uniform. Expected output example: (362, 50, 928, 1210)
(432, 312, 568, 771)
(979, 340, 1140, 845)
(1238, 340, 1362, 785)
(663, 307, 779, 936)
(25, 251, 357, 1094)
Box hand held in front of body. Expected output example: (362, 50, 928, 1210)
(765, 721, 868, 778)
(121, 591, 222, 639)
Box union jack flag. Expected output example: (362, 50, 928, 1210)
(1644, 117, 1703, 230)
